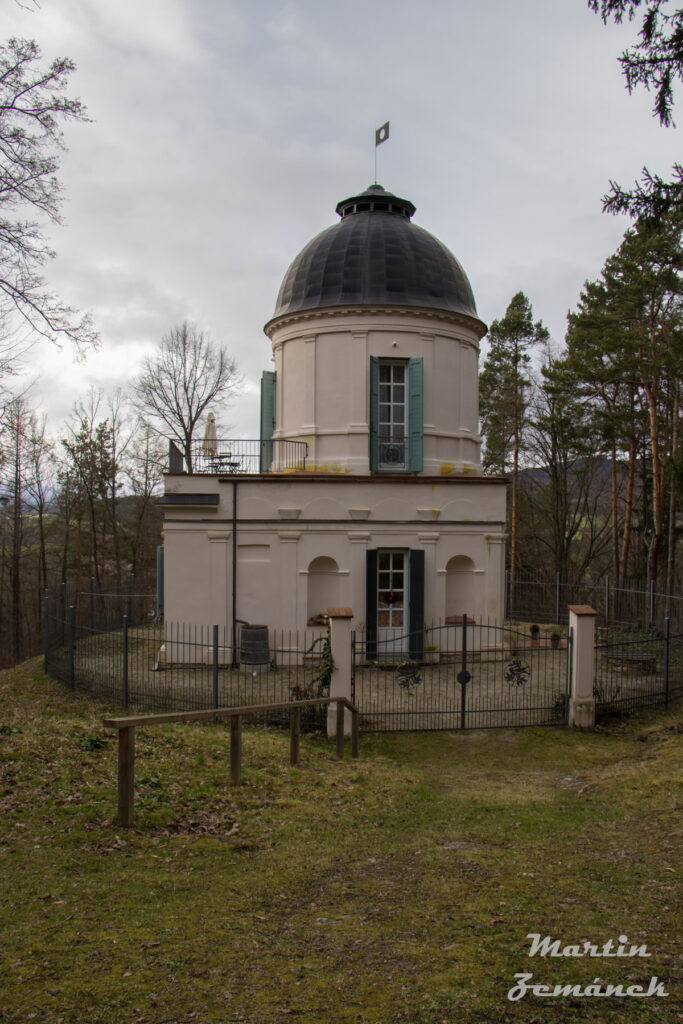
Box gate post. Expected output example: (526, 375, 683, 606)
(568, 605, 596, 727)
(326, 607, 354, 739)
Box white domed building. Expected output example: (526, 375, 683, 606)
(161, 184, 507, 653)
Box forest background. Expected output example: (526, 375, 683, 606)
(1, 0, 682, 668)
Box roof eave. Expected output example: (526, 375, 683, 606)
(264, 303, 488, 340)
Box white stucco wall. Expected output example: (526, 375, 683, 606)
(266, 307, 485, 475)
(162, 473, 506, 634)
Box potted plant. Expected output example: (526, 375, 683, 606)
(550, 630, 561, 650)
(530, 624, 540, 647)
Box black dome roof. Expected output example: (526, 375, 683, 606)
(269, 185, 480, 323)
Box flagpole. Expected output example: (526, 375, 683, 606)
(374, 122, 389, 185)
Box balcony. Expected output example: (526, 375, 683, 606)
(168, 439, 308, 475)
(378, 435, 408, 470)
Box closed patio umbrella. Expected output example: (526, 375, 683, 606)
(201, 412, 218, 456)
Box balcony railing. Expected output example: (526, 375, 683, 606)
(169, 439, 308, 475)
(378, 435, 408, 469)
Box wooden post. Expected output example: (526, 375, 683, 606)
(118, 726, 135, 827)
(351, 706, 359, 759)
(104, 697, 361, 826)
(336, 700, 344, 759)
(290, 706, 300, 766)
(230, 714, 242, 785)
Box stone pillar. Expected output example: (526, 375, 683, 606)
(568, 605, 596, 728)
(326, 607, 354, 738)
(349, 331, 368, 429)
(418, 532, 439, 624)
(302, 335, 317, 432)
(208, 529, 231, 640)
(277, 531, 301, 632)
(347, 532, 369, 619)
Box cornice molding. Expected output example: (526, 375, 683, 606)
(264, 304, 486, 342)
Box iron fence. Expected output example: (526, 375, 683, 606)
(44, 592, 331, 729)
(506, 570, 683, 633)
(593, 621, 683, 716)
(351, 620, 571, 731)
(46, 578, 157, 634)
(45, 585, 682, 735)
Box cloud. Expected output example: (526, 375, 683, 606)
(3, 0, 680, 441)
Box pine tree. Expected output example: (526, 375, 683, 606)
(479, 292, 548, 593)
(566, 210, 683, 585)
(589, 1, 683, 217)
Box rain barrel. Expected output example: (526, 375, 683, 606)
(239, 624, 270, 665)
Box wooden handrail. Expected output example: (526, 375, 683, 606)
(103, 697, 359, 828)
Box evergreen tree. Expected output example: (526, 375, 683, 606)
(525, 347, 611, 583)
(566, 210, 683, 584)
(589, 0, 683, 217)
(566, 276, 646, 588)
(479, 291, 549, 591)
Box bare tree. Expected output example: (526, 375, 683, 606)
(0, 396, 33, 662)
(0, 37, 98, 376)
(131, 322, 242, 472)
(103, 389, 133, 590)
(24, 409, 55, 602)
(125, 421, 165, 578)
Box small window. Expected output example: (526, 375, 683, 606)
(370, 357, 423, 473)
(377, 362, 407, 469)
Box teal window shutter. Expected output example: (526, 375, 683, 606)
(369, 356, 379, 471)
(408, 358, 423, 472)
(260, 370, 276, 472)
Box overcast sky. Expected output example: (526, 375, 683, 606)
(6, 0, 681, 438)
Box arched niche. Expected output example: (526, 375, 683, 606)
(306, 556, 340, 619)
(445, 555, 476, 619)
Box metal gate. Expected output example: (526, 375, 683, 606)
(351, 620, 572, 731)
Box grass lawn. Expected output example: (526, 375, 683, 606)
(0, 658, 680, 1023)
